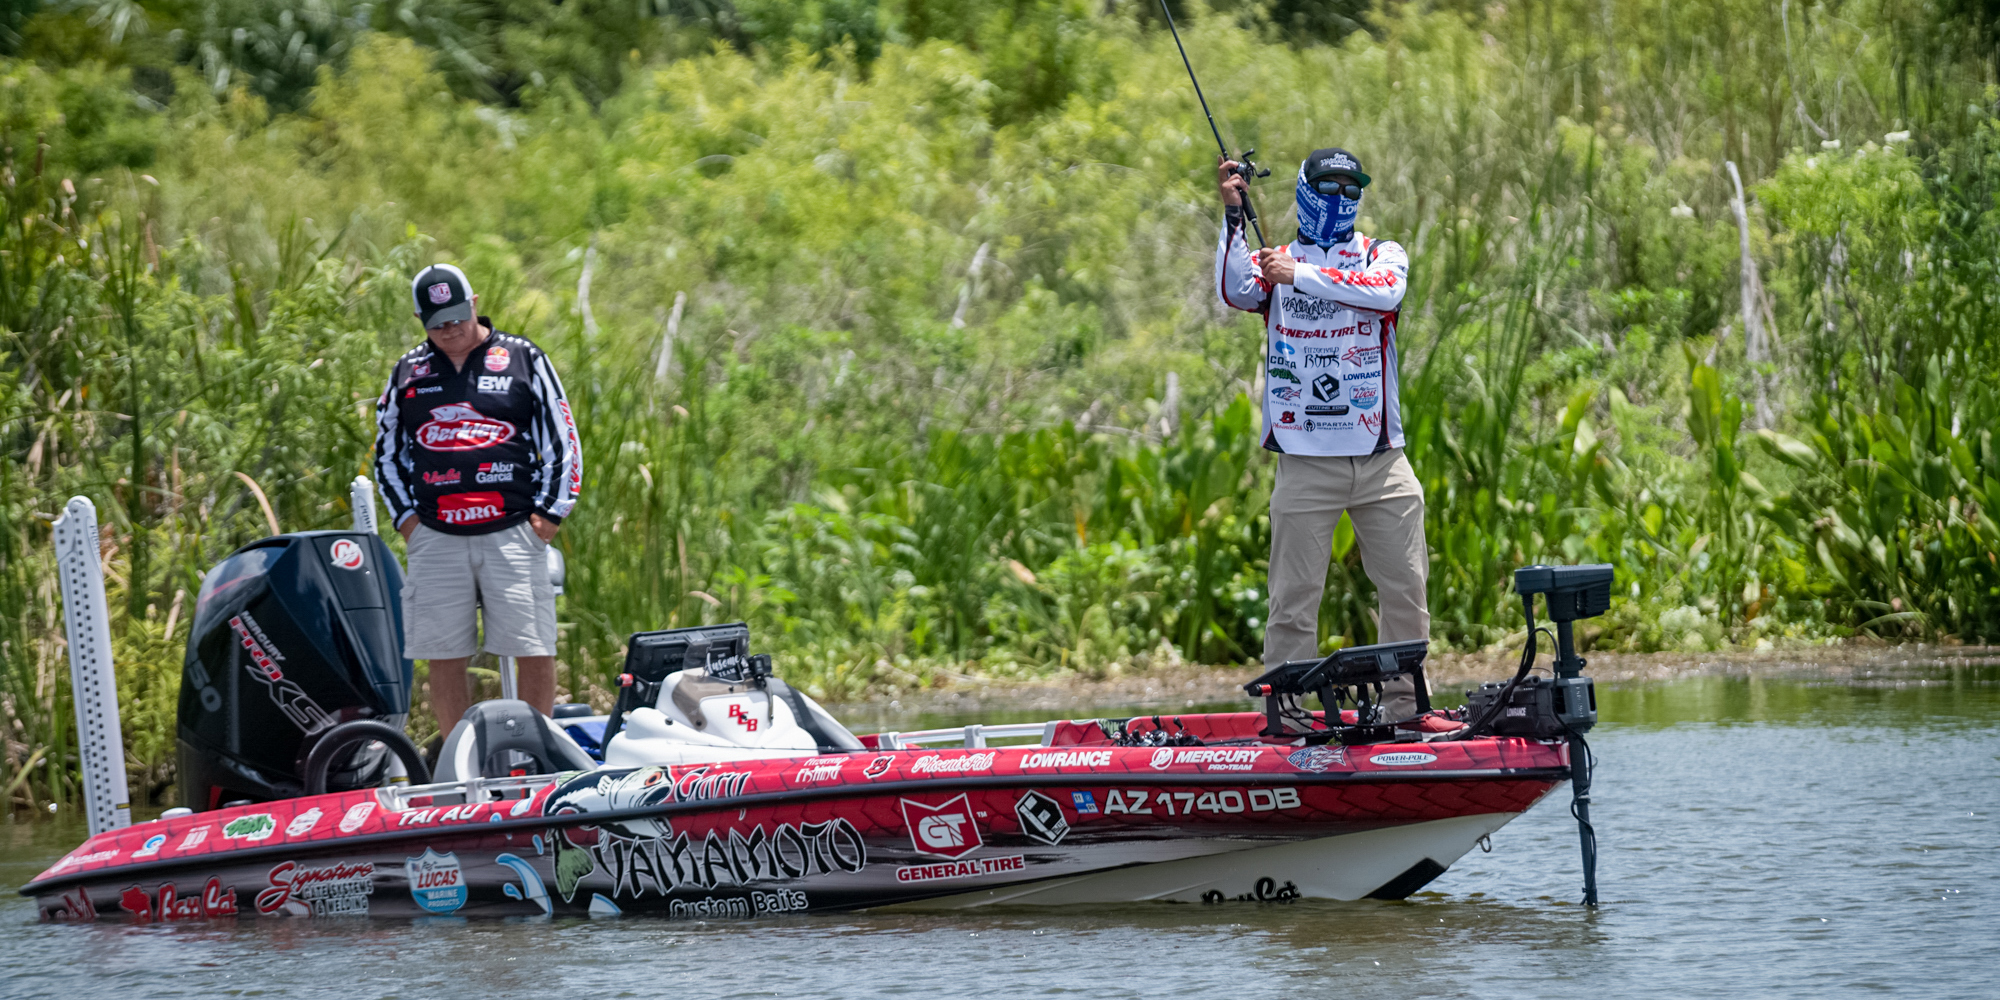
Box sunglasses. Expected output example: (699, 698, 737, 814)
(1311, 178, 1364, 199)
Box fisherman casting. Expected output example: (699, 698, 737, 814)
(1217, 148, 1430, 718)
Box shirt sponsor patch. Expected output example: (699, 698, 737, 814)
(415, 403, 516, 451)
(435, 491, 506, 526)
(484, 346, 511, 373)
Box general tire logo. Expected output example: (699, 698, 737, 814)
(415, 403, 516, 451)
(900, 793, 982, 859)
(328, 539, 364, 571)
(1013, 791, 1070, 846)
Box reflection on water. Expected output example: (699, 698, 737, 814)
(2, 665, 1994, 999)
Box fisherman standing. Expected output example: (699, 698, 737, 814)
(1216, 149, 1429, 717)
(373, 263, 582, 724)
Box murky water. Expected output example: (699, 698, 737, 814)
(3, 667, 1994, 999)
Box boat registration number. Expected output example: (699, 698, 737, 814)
(1102, 787, 1301, 816)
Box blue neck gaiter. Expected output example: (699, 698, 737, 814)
(1296, 170, 1359, 245)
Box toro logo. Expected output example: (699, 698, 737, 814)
(328, 540, 364, 571)
(900, 793, 983, 859)
(415, 403, 516, 452)
(436, 491, 506, 526)
(484, 346, 511, 373)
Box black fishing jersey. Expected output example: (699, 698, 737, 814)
(372, 324, 582, 535)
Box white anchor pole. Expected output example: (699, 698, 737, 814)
(51, 497, 132, 835)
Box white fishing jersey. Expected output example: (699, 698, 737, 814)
(1216, 207, 1409, 456)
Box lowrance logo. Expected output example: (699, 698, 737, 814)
(1020, 750, 1113, 768)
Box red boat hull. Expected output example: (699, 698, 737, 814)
(24, 736, 1567, 921)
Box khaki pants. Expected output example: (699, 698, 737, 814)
(1263, 448, 1430, 719)
(402, 521, 559, 659)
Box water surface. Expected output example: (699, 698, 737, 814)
(3, 668, 1994, 998)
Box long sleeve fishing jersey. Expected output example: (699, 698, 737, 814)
(372, 325, 582, 535)
(1217, 205, 1410, 456)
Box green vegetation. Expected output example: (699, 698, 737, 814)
(6, 0, 2000, 811)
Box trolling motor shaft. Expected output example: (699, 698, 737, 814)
(1507, 564, 1611, 907)
(1157, 0, 1271, 247)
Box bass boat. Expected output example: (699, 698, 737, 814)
(22, 494, 1611, 921)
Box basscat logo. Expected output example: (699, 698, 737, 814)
(415, 403, 516, 452)
(328, 540, 364, 571)
(900, 794, 983, 859)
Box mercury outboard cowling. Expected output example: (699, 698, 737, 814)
(177, 531, 414, 810)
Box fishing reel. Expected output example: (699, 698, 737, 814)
(1228, 148, 1273, 235)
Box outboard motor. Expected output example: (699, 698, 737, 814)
(177, 531, 425, 810)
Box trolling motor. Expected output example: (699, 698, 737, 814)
(1158, 0, 1272, 248)
(1460, 563, 1611, 906)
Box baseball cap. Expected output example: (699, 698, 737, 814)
(412, 263, 475, 329)
(1304, 148, 1370, 189)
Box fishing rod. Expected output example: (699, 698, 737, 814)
(1157, 0, 1270, 248)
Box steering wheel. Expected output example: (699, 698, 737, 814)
(302, 720, 432, 796)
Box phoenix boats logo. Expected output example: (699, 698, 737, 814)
(794, 757, 845, 782)
(910, 752, 996, 776)
(415, 403, 516, 452)
(900, 794, 983, 859)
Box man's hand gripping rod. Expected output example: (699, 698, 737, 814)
(1158, 0, 1269, 247)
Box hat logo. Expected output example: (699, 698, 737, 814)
(427, 282, 453, 305)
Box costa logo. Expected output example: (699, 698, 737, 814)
(436, 492, 506, 526)
(415, 403, 515, 451)
(1149, 748, 1175, 770)
(900, 794, 983, 859)
(426, 282, 453, 305)
(328, 539, 364, 571)
(484, 346, 511, 372)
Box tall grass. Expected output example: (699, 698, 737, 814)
(5, 0, 2000, 811)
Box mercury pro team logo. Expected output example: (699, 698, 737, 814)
(900, 794, 982, 859)
(415, 403, 516, 452)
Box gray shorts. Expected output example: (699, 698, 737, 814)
(401, 520, 558, 659)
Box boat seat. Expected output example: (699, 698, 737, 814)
(435, 699, 597, 782)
